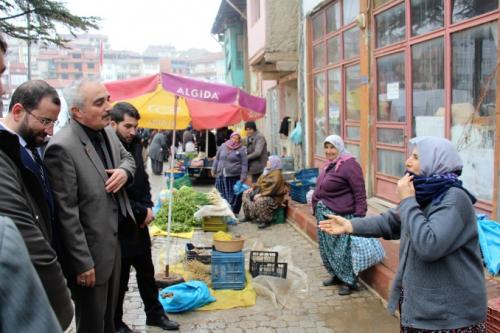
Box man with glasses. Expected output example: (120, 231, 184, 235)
(0, 79, 73, 330)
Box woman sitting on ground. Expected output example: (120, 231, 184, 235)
(319, 136, 487, 332)
(312, 135, 367, 296)
(242, 155, 288, 229)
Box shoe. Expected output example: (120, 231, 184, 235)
(258, 222, 270, 229)
(322, 276, 342, 286)
(146, 315, 180, 331)
(338, 284, 355, 296)
(116, 322, 140, 333)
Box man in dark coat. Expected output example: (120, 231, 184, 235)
(0, 78, 73, 329)
(244, 121, 268, 183)
(111, 102, 180, 332)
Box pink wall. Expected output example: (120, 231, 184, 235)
(247, 0, 266, 63)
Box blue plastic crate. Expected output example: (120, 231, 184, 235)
(295, 168, 319, 183)
(289, 180, 315, 203)
(211, 250, 245, 290)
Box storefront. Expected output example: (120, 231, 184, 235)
(307, 0, 499, 214)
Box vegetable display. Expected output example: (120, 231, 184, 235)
(154, 186, 210, 233)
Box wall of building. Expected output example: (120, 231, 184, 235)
(265, 0, 299, 55)
(247, 0, 266, 63)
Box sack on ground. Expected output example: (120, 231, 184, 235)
(158, 280, 215, 313)
(350, 237, 385, 275)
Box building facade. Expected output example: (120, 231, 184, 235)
(302, 0, 500, 216)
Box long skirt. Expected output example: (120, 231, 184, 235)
(215, 175, 242, 214)
(315, 201, 356, 286)
(242, 192, 278, 225)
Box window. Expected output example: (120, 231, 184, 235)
(377, 52, 406, 122)
(310, 0, 362, 159)
(451, 23, 497, 201)
(376, 3, 406, 48)
(88, 63, 95, 69)
(452, 0, 498, 23)
(412, 38, 445, 137)
(313, 73, 326, 155)
(74, 63, 82, 71)
(411, 0, 444, 36)
(61, 63, 68, 69)
(374, 0, 391, 8)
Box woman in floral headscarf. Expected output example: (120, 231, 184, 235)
(319, 136, 486, 332)
(242, 155, 288, 229)
(312, 134, 368, 295)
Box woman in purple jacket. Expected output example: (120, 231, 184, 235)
(212, 133, 248, 213)
(312, 135, 367, 295)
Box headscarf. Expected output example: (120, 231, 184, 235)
(225, 132, 242, 150)
(263, 155, 282, 175)
(323, 135, 354, 172)
(407, 136, 476, 206)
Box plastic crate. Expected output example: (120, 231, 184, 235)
(295, 168, 319, 182)
(202, 216, 227, 232)
(185, 243, 212, 264)
(254, 262, 288, 279)
(289, 180, 315, 203)
(272, 207, 286, 224)
(249, 251, 278, 277)
(211, 250, 245, 290)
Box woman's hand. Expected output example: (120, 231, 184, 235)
(318, 215, 353, 235)
(397, 173, 415, 200)
(254, 194, 262, 200)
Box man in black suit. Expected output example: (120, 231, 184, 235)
(111, 102, 179, 332)
(0, 78, 74, 329)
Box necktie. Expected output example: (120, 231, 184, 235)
(29, 146, 46, 182)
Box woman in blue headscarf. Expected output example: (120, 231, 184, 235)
(319, 136, 487, 332)
(242, 155, 288, 229)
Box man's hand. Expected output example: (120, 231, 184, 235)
(76, 268, 96, 288)
(141, 208, 155, 228)
(318, 215, 353, 235)
(397, 173, 415, 201)
(105, 169, 128, 193)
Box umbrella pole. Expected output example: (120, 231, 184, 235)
(205, 129, 209, 156)
(156, 95, 183, 287)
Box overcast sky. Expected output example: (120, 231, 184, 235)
(64, 0, 223, 53)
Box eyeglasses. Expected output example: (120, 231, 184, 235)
(25, 109, 59, 128)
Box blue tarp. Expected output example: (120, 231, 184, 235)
(477, 216, 500, 275)
(158, 280, 215, 313)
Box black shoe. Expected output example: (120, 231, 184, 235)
(258, 222, 270, 229)
(322, 276, 342, 286)
(338, 284, 355, 296)
(116, 322, 140, 333)
(146, 315, 180, 331)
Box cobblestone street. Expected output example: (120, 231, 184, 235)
(116, 173, 400, 333)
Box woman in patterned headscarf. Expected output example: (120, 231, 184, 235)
(242, 155, 288, 229)
(319, 136, 486, 332)
(312, 134, 367, 295)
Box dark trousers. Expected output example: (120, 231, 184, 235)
(115, 250, 164, 325)
(151, 159, 163, 175)
(71, 245, 121, 333)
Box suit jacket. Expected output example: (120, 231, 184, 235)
(44, 120, 136, 285)
(0, 216, 64, 333)
(119, 137, 153, 258)
(0, 128, 73, 330)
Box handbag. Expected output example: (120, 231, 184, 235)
(350, 236, 385, 274)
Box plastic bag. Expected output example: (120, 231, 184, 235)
(158, 280, 215, 313)
(477, 216, 500, 275)
(350, 236, 385, 275)
(289, 121, 302, 145)
(233, 180, 250, 195)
